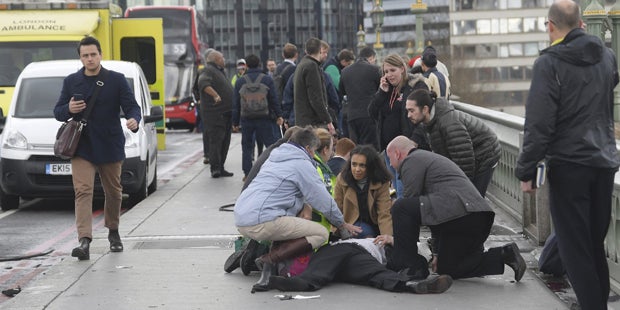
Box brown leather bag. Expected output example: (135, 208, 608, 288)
(53, 120, 84, 159)
(53, 68, 108, 159)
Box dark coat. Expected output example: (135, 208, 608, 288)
(198, 62, 233, 123)
(293, 55, 331, 126)
(54, 67, 141, 164)
(516, 28, 620, 181)
(232, 68, 282, 125)
(399, 149, 493, 226)
(340, 59, 381, 121)
(368, 74, 426, 150)
(425, 98, 500, 179)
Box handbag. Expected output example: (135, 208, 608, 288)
(54, 69, 108, 159)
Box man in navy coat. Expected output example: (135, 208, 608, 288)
(54, 36, 142, 260)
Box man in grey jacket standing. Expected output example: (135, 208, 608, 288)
(386, 136, 525, 282)
(516, 1, 620, 308)
(294, 37, 335, 135)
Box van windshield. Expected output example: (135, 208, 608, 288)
(15, 77, 134, 118)
(0, 42, 76, 87)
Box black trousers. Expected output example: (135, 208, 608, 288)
(471, 165, 496, 198)
(390, 197, 504, 279)
(548, 163, 616, 310)
(293, 243, 410, 292)
(348, 117, 378, 150)
(203, 111, 232, 173)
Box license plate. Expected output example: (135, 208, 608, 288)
(45, 163, 72, 175)
(165, 118, 170, 122)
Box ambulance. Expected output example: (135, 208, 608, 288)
(0, 0, 166, 148)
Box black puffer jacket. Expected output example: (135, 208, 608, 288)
(425, 99, 500, 179)
(516, 28, 620, 181)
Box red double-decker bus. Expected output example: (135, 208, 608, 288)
(126, 5, 208, 132)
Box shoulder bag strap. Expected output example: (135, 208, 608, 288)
(81, 68, 109, 124)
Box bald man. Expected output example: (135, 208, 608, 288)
(386, 136, 526, 282)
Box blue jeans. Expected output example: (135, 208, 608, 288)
(241, 118, 278, 176)
(383, 151, 403, 199)
(354, 220, 379, 238)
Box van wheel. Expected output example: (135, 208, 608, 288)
(0, 187, 19, 211)
(127, 166, 148, 207)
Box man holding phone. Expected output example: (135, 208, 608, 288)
(53, 36, 141, 260)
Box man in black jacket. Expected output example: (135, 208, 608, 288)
(339, 47, 381, 149)
(406, 89, 500, 197)
(516, 1, 619, 309)
(197, 50, 235, 178)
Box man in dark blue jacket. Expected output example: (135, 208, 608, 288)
(516, 1, 620, 308)
(54, 36, 142, 260)
(232, 54, 284, 180)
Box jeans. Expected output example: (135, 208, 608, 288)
(240, 118, 278, 176)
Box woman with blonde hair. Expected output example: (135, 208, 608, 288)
(313, 127, 336, 195)
(368, 54, 430, 198)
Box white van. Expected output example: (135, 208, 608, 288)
(0, 60, 163, 210)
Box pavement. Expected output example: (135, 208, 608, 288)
(0, 134, 609, 310)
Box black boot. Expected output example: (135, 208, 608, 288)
(71, 237, 91, 261)
(108, 230, 124, 252)
(502, 242, 526, 282)
(251, 262, 275, 293)
(406, 274, 453, 294)
(240, 239, 260, 276)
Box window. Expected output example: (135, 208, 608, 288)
(477, 20, 492, 34)
(523, 18, 537, 32)
(508, 18, 522, 33)
(120, 37, 157, 84)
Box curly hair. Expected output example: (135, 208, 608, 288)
(341, 145, 392, 185)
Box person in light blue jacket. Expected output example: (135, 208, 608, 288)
(235, 126, 360, 292)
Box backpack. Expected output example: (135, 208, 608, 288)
(273, 63, 294, 101)
(239, 73, 270, 119)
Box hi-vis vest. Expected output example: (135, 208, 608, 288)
(312, 153, 337, 234)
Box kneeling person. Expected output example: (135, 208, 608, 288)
(234, 127, 360, 292)
(386, 136, 526, 282)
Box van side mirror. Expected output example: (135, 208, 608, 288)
(144, 105, 163, 123)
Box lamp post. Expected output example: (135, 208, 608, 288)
(410, 0, 428, 55)
(370, 0, 385, 63)
(357, 25, 367, 53)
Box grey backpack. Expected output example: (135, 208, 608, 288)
(239, 74, 270, 119)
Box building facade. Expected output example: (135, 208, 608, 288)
(203, 0, 363, 76)
(362, 0, 450, 61)
(448, 0, 552, 113)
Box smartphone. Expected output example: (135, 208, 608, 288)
(73, 94, 84, 102)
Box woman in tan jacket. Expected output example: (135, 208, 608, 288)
(334, 145, 393, 237)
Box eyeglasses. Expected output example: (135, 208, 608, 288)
(544, 19, 555, 27)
